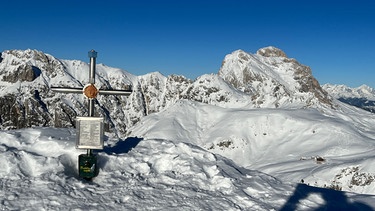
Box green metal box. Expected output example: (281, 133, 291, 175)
(78, 154, 98, 179)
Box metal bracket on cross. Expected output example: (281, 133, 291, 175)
(51, 50, 133, 180)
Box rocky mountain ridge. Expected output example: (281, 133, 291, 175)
(218, 47, 333, 108)
(323, 84, 375, 113)
(0, 47, 337, 134)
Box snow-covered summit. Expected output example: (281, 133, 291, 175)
(256, 46, 288, 58)
(0, 49, 64, 83)
(218, 47, 333, 108)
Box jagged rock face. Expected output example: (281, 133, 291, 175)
(218, 47, 333, 108)
(0, 50, 60, 129)
(136, 73, 193, 116)
(0, 95, 27, 129)
(256, 46, 287, 58)
(2, 64, 39, 82)
(0, 50, 62, 80)
(182, 74, 250, 107)
(291, 60, 332, 106)
(0, 47, 336, 134)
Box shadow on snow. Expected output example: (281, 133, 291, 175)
(103, 136, 143, 155)
(280, 183, 374, 211)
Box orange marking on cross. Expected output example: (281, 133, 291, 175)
(83, 84, 99, 99)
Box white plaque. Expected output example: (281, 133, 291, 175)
(76, 116, 104, 149)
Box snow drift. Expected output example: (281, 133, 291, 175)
(1, 127, 374, 210)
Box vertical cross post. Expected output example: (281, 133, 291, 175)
(88, 50, 97, 117)
(87, 50, 97, 158)
(51, 50, 132, 180)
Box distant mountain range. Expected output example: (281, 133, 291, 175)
(0, 47, 373, 133)
(323, 84, 375, 113)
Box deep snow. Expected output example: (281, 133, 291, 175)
(1, 100, 375, 210)
(131, 100, 375, 195)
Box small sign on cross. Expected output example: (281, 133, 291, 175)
(76, 116, 104, 149)
(51, 50, 133, 179)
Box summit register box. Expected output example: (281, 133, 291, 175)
(76, 116, 104, 149)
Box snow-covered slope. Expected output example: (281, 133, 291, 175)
(130, 99, 375, 194)
(1, 127, 374, 210)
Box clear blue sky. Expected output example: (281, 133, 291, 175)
(1, 0, 374, 87)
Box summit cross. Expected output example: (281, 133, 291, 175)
(51, 50, 132, 179)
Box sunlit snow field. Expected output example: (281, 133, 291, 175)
(1, 100, 375, 210)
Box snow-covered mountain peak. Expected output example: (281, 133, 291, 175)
(3, 49, 50, 61)
(0, 49, 65, 84)
(256, 46, 287, 58)
(322, 84, 375, 113)
(358, 84, 374, 95)
(218, 48, 333, 108)
(323, 84, 375, 100)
